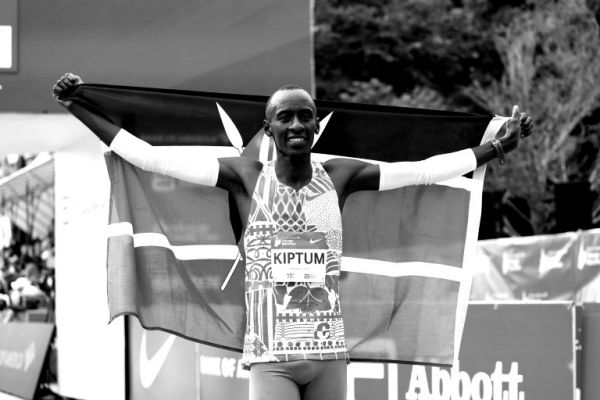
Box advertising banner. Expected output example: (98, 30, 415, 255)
(0, 0, 17, 72)
(127, 318, 248, 400)
(0, 323, 54, 400)
(128, 303, 577, 400)
(581, 303, 600, 400)
(577, 230, 600, 302)
(472, 229, 600, 302)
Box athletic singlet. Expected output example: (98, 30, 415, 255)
(241, 161, 347, 367)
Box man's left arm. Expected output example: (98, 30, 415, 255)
(341, 105, 534, 195)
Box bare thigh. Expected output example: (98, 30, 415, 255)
(250, 360, 347, 400)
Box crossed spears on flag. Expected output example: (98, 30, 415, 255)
(215, 102, 334, 290)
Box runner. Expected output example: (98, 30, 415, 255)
(53, 73, 533, 400)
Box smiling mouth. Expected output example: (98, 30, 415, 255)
(287, 137, 306, 144)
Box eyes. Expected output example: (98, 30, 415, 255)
(276, 110, 315, 124)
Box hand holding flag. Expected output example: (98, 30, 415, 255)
(53, 72, 83, 108)
(497, 105, 534, 153)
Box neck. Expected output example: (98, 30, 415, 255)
(275, 153, 312, 190)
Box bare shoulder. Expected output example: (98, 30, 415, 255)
(323, 158, 371, 178)
(322, 158, 379, 194)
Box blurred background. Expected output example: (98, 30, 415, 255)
(314, 0, 600, 238)
(0, 1, 599, 400)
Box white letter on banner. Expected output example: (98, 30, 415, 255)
(490, 361, 504, 400)
(505, 362, 524, 400)
(451, 363, 471, 400)
(405, 365, 431, 400)
(470, 372, 492, 400)
(431, 367, 451, 400)
(388, 364, 398, 400)
(347, 363, 384, 400)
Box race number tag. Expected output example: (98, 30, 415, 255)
(271, 232, 327, 282)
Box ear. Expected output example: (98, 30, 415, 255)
(315, 116, 321, 134)
(263, 119, 272, 136)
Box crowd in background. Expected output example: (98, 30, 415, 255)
(0, 233, 55, 323)
(0, 153, 55, 322)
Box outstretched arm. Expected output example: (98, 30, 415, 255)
(328, 105, 534, 198)
(52, 73, 256, 191)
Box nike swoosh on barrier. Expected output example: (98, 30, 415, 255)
(309, 238, 323, 244)
(139, 331, 176, 389)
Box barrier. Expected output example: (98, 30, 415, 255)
(0, 323, 54, 400)
(127, 302, 579, 399)
(472, 229, 600, 301)
(581, 303, 600, 400)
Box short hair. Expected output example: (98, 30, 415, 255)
(265, 84, 315, 120)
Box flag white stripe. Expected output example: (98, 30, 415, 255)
(451, 115, 508, 364)
(107, 222, 238, 260)
(341, 257, 467, 281)
(108, 222, 467, 281)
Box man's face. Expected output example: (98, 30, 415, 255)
(264, 89, 319, 158)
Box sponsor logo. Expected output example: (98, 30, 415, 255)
(200, 355, 249, 379)
(501, 251, 526, 274)
(139, 332, 176, 389)
(0, 342, 36, 372)
(578, 244, 600, 269)
(271, 232, 326, 249)
(405, 361, 525, 400)
(521, 290, 549, 300)
(538, 247, 567, 275)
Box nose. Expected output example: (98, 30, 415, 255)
(289, 115, 303, 131)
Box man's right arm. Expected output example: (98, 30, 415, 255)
(52, 73, 254, 191)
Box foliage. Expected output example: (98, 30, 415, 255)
(338, 78, 454, 110)
(315, 0, 505, 102)
(314, 0, 600, 234)
(463, 0, 600, 232)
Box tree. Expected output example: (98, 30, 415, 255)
(315, 0, 504, 101)
(315, 0, 600, 234)
(464, 0, 600, 232)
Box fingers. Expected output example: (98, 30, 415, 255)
(511, 105, 520, 121)
(507, 105, 535, 140)
(519, 113, 534, 138)
(52, 72, 82, 98)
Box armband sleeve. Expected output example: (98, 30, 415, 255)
(109, 129, 219, 186)
(379, 149, 476, 191)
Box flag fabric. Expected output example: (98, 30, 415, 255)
(65, 84, 505, 365)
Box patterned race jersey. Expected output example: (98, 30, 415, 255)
(242, 161, 347, 367)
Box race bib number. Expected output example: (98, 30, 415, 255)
(271, 232, 327, 282)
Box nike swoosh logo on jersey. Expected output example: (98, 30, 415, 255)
(139, 331, 176, 389)
(305, 192, 324, 201)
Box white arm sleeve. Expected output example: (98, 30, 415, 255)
(379, 149, 476, 191)
(109, 129, 219, 186)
